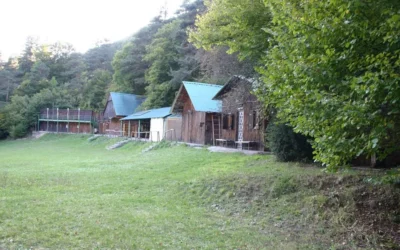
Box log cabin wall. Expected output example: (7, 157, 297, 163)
(220, 94, 265, 150)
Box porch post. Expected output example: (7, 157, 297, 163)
(56, 108, 59, 133)
(46, 108, 49, 131)
(128, 120, 131, 138)
(67, 108, 70, 133)
(120, 120, 123, 137)
(138, 120, 141, 138)
(78, 108, 81, 134)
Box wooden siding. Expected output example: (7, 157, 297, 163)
(99, 118, 122, 135)
(165, 117, 182, 141)
(39, 121, 92, 134)
(179, 87, 205, 144)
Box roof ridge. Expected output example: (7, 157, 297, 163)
(183, 81, 222, 88)
(110, 92, 146, 97)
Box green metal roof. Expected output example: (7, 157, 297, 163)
(182, 81, 223, 112)
(121, 107, 171, 120)
(110, 92, 146, 116)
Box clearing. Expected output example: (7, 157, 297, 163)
(0, 134, 399, 249)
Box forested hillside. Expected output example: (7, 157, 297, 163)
(0, 0, 253, 139)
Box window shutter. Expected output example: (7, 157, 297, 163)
(223, 115, 228, 129)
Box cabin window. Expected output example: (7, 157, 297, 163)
(249, 110, 260, 130)
(223, 114, 235, 130)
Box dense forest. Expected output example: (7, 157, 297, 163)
(1, 0, 399, 170)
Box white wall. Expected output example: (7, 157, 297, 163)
(149, 118, 165, 142)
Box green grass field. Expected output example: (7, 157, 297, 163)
(0, 135, 398, 249)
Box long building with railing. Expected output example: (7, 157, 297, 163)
(38, 108, 96, 133)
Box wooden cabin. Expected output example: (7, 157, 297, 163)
(38, 108, 95, 134)
(171, 81, 223, 145)
(101, 92, 146, 135)
(212, 75, 266, 150)
(120, 107, 172, 142)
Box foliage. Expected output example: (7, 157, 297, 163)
(188, 0, 271, 62)
(267, 117, 313, 162)
(82, 69, 111, 111)
(111, 18, 164, 94)
(141, 20, 182, 109)
(84, 42, 122, 73)
(9, 122, 28, 138)
(195, 47, 255, 84)
(0, 110, 8, 139)
(259, 0, 400, 169)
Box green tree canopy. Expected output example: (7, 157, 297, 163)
(189, 0, 271, 62)
(259, 0, 400, 169)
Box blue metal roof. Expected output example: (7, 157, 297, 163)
(110, 92, 146, 116)
(182, 81, 222, 112)
(121, 107, 171, 120)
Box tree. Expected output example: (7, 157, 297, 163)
(258, 0, 400, 169)
(17, 37, 40, 77)
(82, 69, 111, 111)
(196, 47, 255, 84)
(111, 18, 164, 94)
(14, 61, 51, 96)
(188, 0, 271, 62)
(84, 41, 122, 73)
(142, 19, 182, 109)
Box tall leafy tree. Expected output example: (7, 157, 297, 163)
(17, 37, 40, 77)
(189, 0, 271, 62)
(259, 0, 400, 169)
(82, 69, 111, 111)
(0, 58, 19, 102)
(111, 18, 164, 94)
(141, 19, 182, 108)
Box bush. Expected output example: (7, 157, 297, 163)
(9, 123, 28, 139)
(267, 119, 313, 162)
(0, 129, 8, 140)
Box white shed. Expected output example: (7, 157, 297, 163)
(121, 107, 172, 142)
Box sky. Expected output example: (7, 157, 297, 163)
(0, 0, 185, 60)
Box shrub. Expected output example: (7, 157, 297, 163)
(0, 129, 8, 140)
(266, 119, 313, 162)
(9, 123, 28, 139)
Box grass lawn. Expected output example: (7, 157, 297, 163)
(0, 134, 398, 249)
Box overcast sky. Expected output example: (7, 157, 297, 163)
(0, 0, 185, 60)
